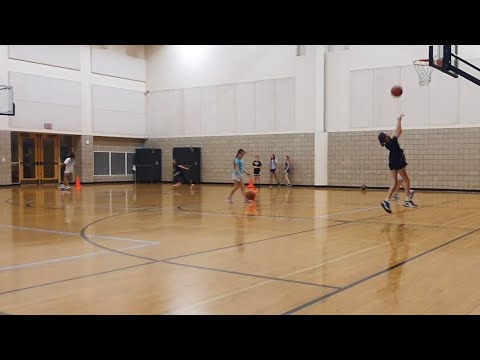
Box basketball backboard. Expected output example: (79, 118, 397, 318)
(0, 85, 15, 116)
(429, 45, 480, 86)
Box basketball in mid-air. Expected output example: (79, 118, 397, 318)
(360, 184, 367, 191)
(245, 190, 256, 201)
(391, 85, 403, 97)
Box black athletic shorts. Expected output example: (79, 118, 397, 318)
(253, 168, 261, 176)
(270, 169, 276, 174)
(389, 160, 407, 171)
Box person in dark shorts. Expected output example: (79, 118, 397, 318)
(269, 154, 280, 188)
(378, 113, 416, 213)
(252, 155, 262, 187)
(173, 159, 194, 189)
(283, 155, 291, 187)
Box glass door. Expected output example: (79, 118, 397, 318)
(20, 133, 38, 181)
(19, 133, 61, 183)
(40, 134, 59, 181)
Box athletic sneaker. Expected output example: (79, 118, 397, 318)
(65, 186, 71, 191)
(381, 200, 392, 214)
(58, 184, 65, 189)
(226, 196, 233, 204)
(404, 200, 417, 208)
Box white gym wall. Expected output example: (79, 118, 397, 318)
(0, 45, 146, 137)
(326, 45, 480, 132)
(145, 45, 328, 185)
(145, 45, 324, 137)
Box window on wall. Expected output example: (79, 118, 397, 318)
(94, 151, 135, 176)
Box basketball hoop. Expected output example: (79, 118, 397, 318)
(413, 59, 433, 86)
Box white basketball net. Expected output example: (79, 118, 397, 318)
(413, 59, 433, 86)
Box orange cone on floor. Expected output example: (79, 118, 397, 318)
(248, 177, 255, 189)
(75, 176, 81, 189)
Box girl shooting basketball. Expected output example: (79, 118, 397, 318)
(227, 149, 252, 203)
(378, 113, 416, 213)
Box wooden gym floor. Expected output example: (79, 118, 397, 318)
(1, 183, 480, 315)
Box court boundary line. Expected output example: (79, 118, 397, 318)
(163, 260, 341, 290)
(163, 221, 350, 261)
(0, 195, 465, 308)
(165, 242, 387, 314)
(282, 227, 480, 315)
(0, 261, 156, 297)
(0, 243, 159, 272)
(78, 207, 343, 290)
(0, 224, 159, 245)
(342, 220, 476, 231)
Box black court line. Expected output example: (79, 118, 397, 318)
(163, 260, 341, 290)
(342, 220, 475, 231)
(163, 221, 350, 261)
(282, 228, 480, 315)
(0, 261, 155, 296)
(0, 197, 460, 299)
(78, 207, 341, 290)
(176, 203, 315, 221)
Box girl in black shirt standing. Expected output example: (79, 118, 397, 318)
(378, 113, 416, 213)
(252, 155, 262, 188)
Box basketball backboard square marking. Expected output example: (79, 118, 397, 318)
(0, 85, 15, 116)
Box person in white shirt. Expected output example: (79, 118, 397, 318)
(60, 152, 75, 190)
(269, 154, 280, 188)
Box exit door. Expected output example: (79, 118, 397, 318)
(19, 133, 60, 183)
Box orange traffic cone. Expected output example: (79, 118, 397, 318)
(75, 176, 81, 189)
(248, 177, 255, 189)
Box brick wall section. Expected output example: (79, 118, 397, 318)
(93, 136, 144, 182)
(0, 131, 12, 185)
(328, 128, 480, 190)
(145, 133, 315, 185)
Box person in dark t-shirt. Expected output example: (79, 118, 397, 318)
(252, 155, 262, 188)
(378, 113, 416, 214)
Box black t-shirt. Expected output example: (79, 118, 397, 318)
(252, 160, 262, 175)
(385, 137, 405, 162)
(173, 164, 182, 174)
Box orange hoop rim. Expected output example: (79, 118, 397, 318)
(413, 59, 430, 66)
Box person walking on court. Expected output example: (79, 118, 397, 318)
(227, 149, 251, 203)
(269, 154, 280, 188)
(378, 113, 416, 213)
(252, 155, 262, 188)
(173, 159, 194, 189)
(60, 152, 75, 191)
(284, 155, 292, 187)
